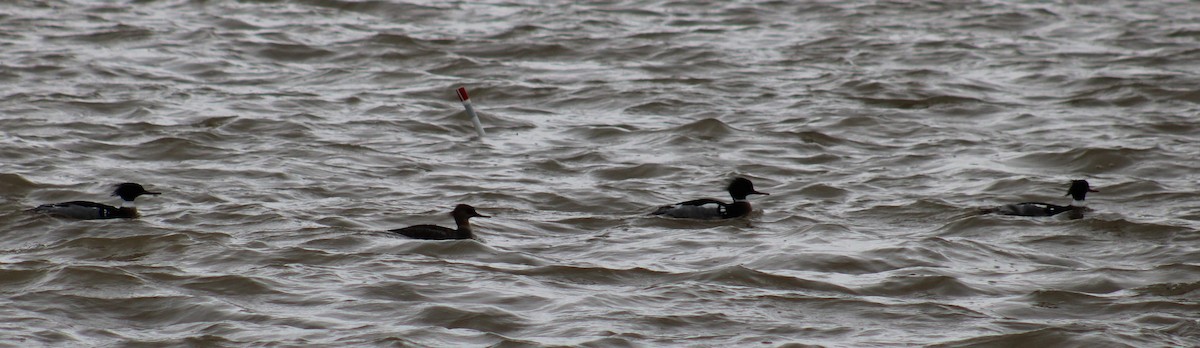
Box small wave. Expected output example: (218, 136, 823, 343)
(685, 265, 856, 294)
(669, 118, 736, 138)
(361, 32, 428, 47)
(859, 273, 994, 297)
(60, 100, 155, 116)
(590, 163, 675, 180)
(178, 274, 286, 296)
(1131, 313, 1200, 347)
(622, 99, 720, 117)
(1004, 146, 1154, 173)
(749, 251, 905, 275)
(307, 0, 447, 19)
(931, 325, 1128, 348)
(462, 42, 581, 60)
(413, 305, 530, 334)
(46, 24, 154, 43)
(852, 95, 990, 110)
(1135, 281, 1200, 297)
(231, 40, 333, 62)
(0, 173, 36, 194)
(796, 183, 850, 201)
(508, 265, 672, 286)
(122, 137, 229, 161)
(564, 124, 641, 141)
(387, 241, 548, 267)
(956, 9, 1061, 32)
(213, 18, 260, 30)
(15, 292, 271, 329)
(1061, 82, 1159, 107)
(216, 117, 315, 136)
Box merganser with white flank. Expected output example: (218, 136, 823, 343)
(651, 177, 769, 219)
(30, 183, 161, 219)
(389, 204, 489, 240)
(985, 180, 1098, 218)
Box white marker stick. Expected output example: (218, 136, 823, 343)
(457, 87, 485, 138)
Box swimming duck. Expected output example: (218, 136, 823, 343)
(985, 180, 1097, 218)
(389, 204, 489, 240)
(31, 183, 161, 219)
(651, 177, 769, 219)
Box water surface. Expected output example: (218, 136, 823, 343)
(2, 0, 1199, 346)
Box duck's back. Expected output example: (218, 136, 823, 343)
(652, 199, 736, 219)
(32, 201, 130, 219)
(995, 202, 1070, 217)
(389, 225, 464, 240)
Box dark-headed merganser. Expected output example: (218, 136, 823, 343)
(984, 180, 1097, 218)
(30, 183, 161, 219)
(651, 177, 769, 219)
(389, 204, 489, 240)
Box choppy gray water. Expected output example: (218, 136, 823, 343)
(2, 0, 1200, 346)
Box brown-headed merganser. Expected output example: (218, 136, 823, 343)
(984, 180, 1097, 218)
(388, 204, 489, 240)
(651, 177, 769, 219)
(30, 183, 161, 219)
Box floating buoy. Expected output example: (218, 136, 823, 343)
(456, 87, 486, 138)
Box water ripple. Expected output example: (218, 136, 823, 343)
(1, 0, 1199, 346)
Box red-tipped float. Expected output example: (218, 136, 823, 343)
(456, 87, 470, 102)
(457, 87, 485, 138)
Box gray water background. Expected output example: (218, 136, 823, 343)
(2, 0, 1199, 346)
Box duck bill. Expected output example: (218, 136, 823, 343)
(145, 191, 162, 195)
(752, 190, 769, 196)
(474, 213, 491, 218)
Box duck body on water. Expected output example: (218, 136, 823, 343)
(30, 183, 161, 220)
(651, 178, 769, 220)
(388, 204, 489, 240)
(985, 180, 1097, 218)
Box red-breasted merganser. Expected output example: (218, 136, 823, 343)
(984, 180, 1097, 218)
(651, 177, 769, 219)
(30, 183, 161, 219)
(389, 204, 489, 240)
